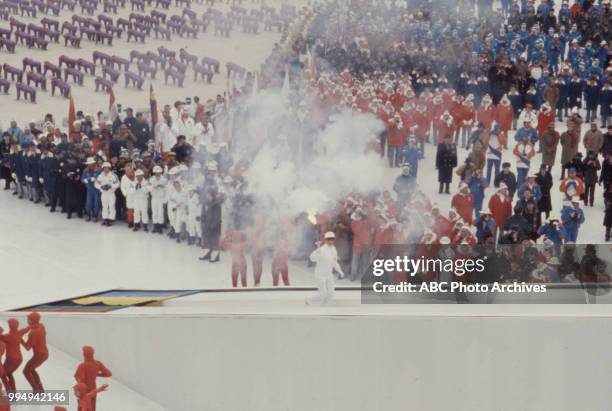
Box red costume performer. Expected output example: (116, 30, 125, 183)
(74, 346, 112, 411)
(21, 312, 48, 392)
(73, 382, 108, 411)
(0, 319, 27, 391)
(220, 229, 248, 287)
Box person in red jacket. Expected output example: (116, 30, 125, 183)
(494, 95, 513, 140)
(349, 208, 373, 281)
(488, 183, 513, 241)
(21, 312, 48, 392)
(220, 229, 248, 287)
(74, 346, 112, 411)
(451, 183, 474, 225)
(431, 205, 453, 238)
(73, 382, 108, 411)
(387, 113, 405, 167)
(0, 319, 27, 391)
(458, 97, 476, 148)
(477, 95, 495, 131)
(537, 103, 555, 138)
(436, 111, 456, 144)
(413, 104, 431, 149)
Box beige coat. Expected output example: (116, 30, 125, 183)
(583, 129, 604, 153)
(540, 129, 560, 167)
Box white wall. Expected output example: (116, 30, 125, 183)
(13, 312, 612, 411)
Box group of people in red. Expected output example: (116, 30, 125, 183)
(0, 311, 112, 411)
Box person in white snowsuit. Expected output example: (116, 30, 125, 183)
(129, 169, 150, 231)
(165, 167, 179, 236)
(186, 186, 202, 245)
(307, 231, 345, 305)
(120, 165, 135, 228)
(95, 162, 120, 226)
(168, 180, 188, 242)
(148, 165, 167, 234)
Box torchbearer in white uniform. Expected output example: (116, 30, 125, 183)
(307, 231, 345, 306)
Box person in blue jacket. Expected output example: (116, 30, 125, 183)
(393, 164, 416, 208)
(8, 142, 25, 198)
(538, 215, 567, 255)
(517, 175, 543, 202)
(81, 157, 101, 222)
(475, 210, 497, 243)
(466, 168, 488, 220)
(599, 79, 612, 128)
(24, 143, 42, 203)
(584, 75, 601, 123)
(401, 137, 422, 176)
(561, 196, 586, 242)
(39, 144, 60, 211)
(556, 69, 571, 120)
(515, 119, 539, 144)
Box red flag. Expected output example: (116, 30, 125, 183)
(68, 94, 76, 135)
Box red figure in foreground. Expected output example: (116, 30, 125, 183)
(74, 346, 112, 411)
(74, 382, 109, 411)
(0, 319, 28, 391)
(20, 312, 48, 392)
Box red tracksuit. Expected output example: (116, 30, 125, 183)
(74, 346, 112, 411)
(0, 319, 26, 392)
(22, 314, 48, 392)
(488, 193, 513, 229)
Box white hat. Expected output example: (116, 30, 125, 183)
(480, 209, 492, 215)
(324, 231, 336, 239)
(153, 165, 163, 173)
(135, 169, 144, 176)
(85, 157, 95, 165)
(168, 167, 179, 175)
(547, 257, 561, 265)
(101, 162, 111, 168)
(439, 236, 451, 244)
(207, 162, 218, 171)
